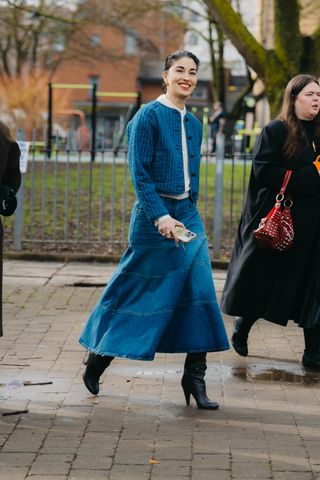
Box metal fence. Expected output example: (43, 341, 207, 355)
(4, 136, 252, 260)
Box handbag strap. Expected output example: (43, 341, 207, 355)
(279, 170, 293, 195)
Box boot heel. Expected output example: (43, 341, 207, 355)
(182, 386, 191, 405)
(83, 351, 89, 365)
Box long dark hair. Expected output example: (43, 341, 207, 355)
(162, 50, 200, 93)
(278, 74, 320, 160)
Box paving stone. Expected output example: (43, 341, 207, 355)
(108, 464, 150, 479)
(1, 260, 320, 480)
(0, 467, 29, 479)
(27, 476, 67, 480)
(192, 453, 230, 469)
(150, 459, 190, 476)
(231, 461, 272, 478)
(115, 439, 154, 464)
(273, 473, 314, 480)
(0, 452, 36, 467)
(28, 453, 73, 475)
(69, 470, 109, 479)
(192, 470, 231, 480)
(71, 454, 112, 470)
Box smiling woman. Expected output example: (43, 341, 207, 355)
(79, 50, 229, 409)
(162, 51, 198, 109)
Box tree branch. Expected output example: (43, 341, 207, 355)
(202, 0, 268, 79)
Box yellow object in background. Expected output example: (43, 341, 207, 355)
(313, 155, 320, 172)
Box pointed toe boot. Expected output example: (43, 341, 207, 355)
(181, 353, 219, 410)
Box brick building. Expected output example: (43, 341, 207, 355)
(51, 7, 185, 148)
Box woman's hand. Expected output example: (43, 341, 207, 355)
(158, 216, 185, 241)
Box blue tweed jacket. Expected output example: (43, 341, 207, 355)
(127, 100, 202, 222)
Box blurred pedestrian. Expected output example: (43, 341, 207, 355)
(80, 50, 229, 409)
(0, 121, 21, 337)
(209, 101, 225, 153)
(221, 74, 320, 370)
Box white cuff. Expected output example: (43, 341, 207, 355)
(154, 214, 171, 226)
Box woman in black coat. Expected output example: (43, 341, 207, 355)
(0, 121, 21, 337)
(221, 74, 320, 370)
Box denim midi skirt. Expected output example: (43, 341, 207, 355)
(79, 197, 229, 360)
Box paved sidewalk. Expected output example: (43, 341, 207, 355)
(0, 259, 319, 480)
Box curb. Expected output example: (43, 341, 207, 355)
(4, 251, 229, 270)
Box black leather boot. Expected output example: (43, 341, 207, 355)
(231, 317, 257, 357)
(302, 328, 320, 370)
(181, 352, 219, 410)
(83, 352, 114, 395)
(302, 351, 320, 370)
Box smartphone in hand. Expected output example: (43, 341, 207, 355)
(173, 226, 197, 243)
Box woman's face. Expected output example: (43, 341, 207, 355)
(294, 81, 320, 120)
(162, 56, 198, 100)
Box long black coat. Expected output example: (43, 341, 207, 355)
(221, 119, 320, 326)
(0, 122, 21, 337)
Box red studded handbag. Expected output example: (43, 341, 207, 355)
(253, 170, 294, 253)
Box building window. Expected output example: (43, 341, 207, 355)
(52, 35, 65, 52)
(191, 11, 201, 22)
(90, 34, 101, 46)
(188, 32, 199, 46)
(125, 34, 137, 55)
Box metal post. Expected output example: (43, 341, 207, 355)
(213, 133, 225, 258)
(113, 91, 141, 156)
(47, 82, 53, 158)
(90, 83, 97, 163)
(13, 129, 25, 251)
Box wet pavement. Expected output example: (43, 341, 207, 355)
(0, 259, 319, 480)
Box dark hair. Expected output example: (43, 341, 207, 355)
(278, 74, 320, 160)
(162, 50, 200, 92)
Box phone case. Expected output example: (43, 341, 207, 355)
(174, 226, 197, 243)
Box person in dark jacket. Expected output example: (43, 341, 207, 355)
(0, 121, 21, 337)
(79, 50, 229, 409)
(221, 74, 320, 370)
(209, 101, 225, 153)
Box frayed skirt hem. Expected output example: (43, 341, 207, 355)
(79, 340, 230, 361)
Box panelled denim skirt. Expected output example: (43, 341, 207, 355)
(79, 197, 229, 360)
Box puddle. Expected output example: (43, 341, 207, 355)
(230, 365, 320, 385)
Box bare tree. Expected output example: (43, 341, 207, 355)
(0, 0, 181, 130)
(202, 0, 320, 115)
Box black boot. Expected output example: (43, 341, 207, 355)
(231, 317, 257, 357)
(302, 351, 320, 370)
(181, 352, 219, 410)
(302, 328, 320, 371)
(83, 352, 114, 395)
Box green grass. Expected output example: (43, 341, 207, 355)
(4, 158, 251, 258)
